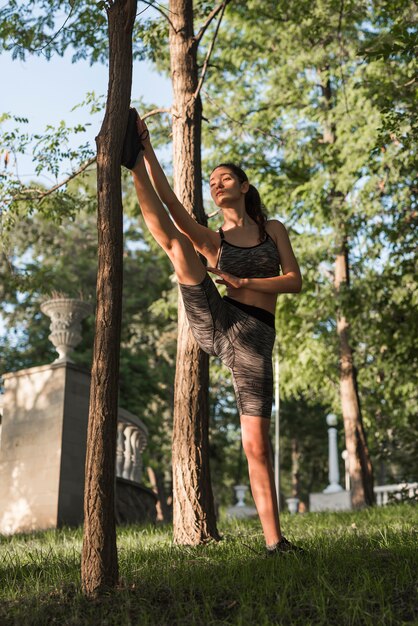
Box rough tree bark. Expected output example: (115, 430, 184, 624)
(169, 0, 221, 544)
(81, 0, 137, 596)
(334, 236, 374, 507)
(321, 72, 374, 507)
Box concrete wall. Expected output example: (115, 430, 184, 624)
(0, 362, 90, 534)
(58, 366, 90, 526)
(309, 491, 352, 512)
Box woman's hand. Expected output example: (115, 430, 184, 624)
(207, 267, 244, 289)
(136, 115, 151, 150)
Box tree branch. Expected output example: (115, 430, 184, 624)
(193, 0, 229, 100)
(202, 91, 283, 143)
(9, 4, 75, 55)
(13, 156, 97, 204)
(337, 0, 350, 116)
(40, 156, 97, 203)
(194, 0, 230, 45)
(13, 108, 172, 203)
(142, 106, 172, 119)
(138, 0, 175, 29)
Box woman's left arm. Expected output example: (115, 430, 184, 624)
(208, 220, 302, 294)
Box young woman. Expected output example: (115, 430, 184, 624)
(123, 109, 303, 554)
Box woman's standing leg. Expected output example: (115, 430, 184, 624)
(132, 157, 206, 286)
(240, 415, 282, 546)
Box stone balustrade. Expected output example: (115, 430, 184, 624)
(374, 482, 418, 506)
(116, 408, 148, 485)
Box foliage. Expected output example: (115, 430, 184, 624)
(0, 93, 171, 234)
(0, 1, 167, 64)
(0, 169, 176, 476)
(201, 0, 418, 483)
(1, 0, 417, 500)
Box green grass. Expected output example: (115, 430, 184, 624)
(1, 505, 417, 625)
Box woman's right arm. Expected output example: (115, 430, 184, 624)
(139, 119, 219, 257)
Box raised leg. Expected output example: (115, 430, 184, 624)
(240, 415, 282, 546)
(132, 157, 206, 286)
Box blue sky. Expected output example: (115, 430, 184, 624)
(0, 49, 172, 338)
(1, 51, 172, 182)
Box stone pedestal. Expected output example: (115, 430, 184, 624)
(286, 497, 300, 514)
(226, 484, 257, 519)
(309, 491, 352, 512)
(0, 362, 90, 534)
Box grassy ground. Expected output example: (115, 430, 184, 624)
(0, 504, 417, 625)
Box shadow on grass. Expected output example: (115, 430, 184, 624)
(2, 537, 417, 626)
(2, 508, 418, 625)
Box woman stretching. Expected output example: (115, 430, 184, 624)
(123, 109, 303, 555)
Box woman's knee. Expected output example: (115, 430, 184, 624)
(242, 433, 270, 464)
(167, 234, 198, 266)
(168, 236, 206, 285)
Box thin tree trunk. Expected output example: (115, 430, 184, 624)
(81, 0, 137, 596)
(320, 70, 374, 508)
(335, 236, 374, 507)
(147, 466, 169, 522)
(291, 438, 300, 499)
(169, 0, 220, 544)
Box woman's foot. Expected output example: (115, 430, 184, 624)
(121, 108, 148, 169)
(266, 536, 304, 556)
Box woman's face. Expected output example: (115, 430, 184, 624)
(209, 167, 248, 207)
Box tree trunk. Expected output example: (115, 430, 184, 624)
(169, 0, 220, 544)
(291, 438, 300, 499)
(81, 0, 137, 596)
(320, 69, 374, 508)
(335, 236, 374, 507)
(147, 466, 172, 522)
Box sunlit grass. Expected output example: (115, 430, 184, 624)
(1, 505, 417, 625)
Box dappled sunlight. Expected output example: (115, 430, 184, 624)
(4, 366, 60, 414)
(0, 507, 417, 624)
(0, 495, 37, 536)
(0, 365, 67, 534)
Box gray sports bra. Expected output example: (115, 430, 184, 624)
(216, 227, 281, 279)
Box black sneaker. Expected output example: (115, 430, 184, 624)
(266, 536, 304, 556)
(121, 108, 147, 169)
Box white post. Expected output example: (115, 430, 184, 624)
(116, 422, 125, 478)
(341, 449, 350, 491)
(323, 413, 343, 493)
(274, 342, 280, 510)
(122, 424, 136, 480)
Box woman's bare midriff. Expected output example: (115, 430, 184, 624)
(204, 225, 279, 315)
(222, 285, 278, 315)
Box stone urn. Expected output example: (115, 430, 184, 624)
(41, 298, 92, 363)
(234, 484, 248, 507)
(286, 497, 300, 514)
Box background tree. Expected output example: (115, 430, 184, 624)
(201, 0, 417, 502)
(79, 0, 138, 596)
(1, 0, 233, 542)
(1, 0, 416, 517)
(168, 0, 231, 545)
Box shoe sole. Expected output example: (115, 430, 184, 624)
(121, 108, 144, 169)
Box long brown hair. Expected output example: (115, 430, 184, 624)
(213, 163, 267, 242)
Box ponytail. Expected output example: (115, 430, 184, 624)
(212, 163, 267, 242)
(244, 183, 267, 242)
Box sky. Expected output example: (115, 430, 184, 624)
(0, 46, 173, 338)
(0, 50, 172, 182)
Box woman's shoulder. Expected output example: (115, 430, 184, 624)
(266, 218, 286, 230)
(265, 219, 289, 242)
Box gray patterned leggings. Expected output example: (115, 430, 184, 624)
(179, 274, 276, 419)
